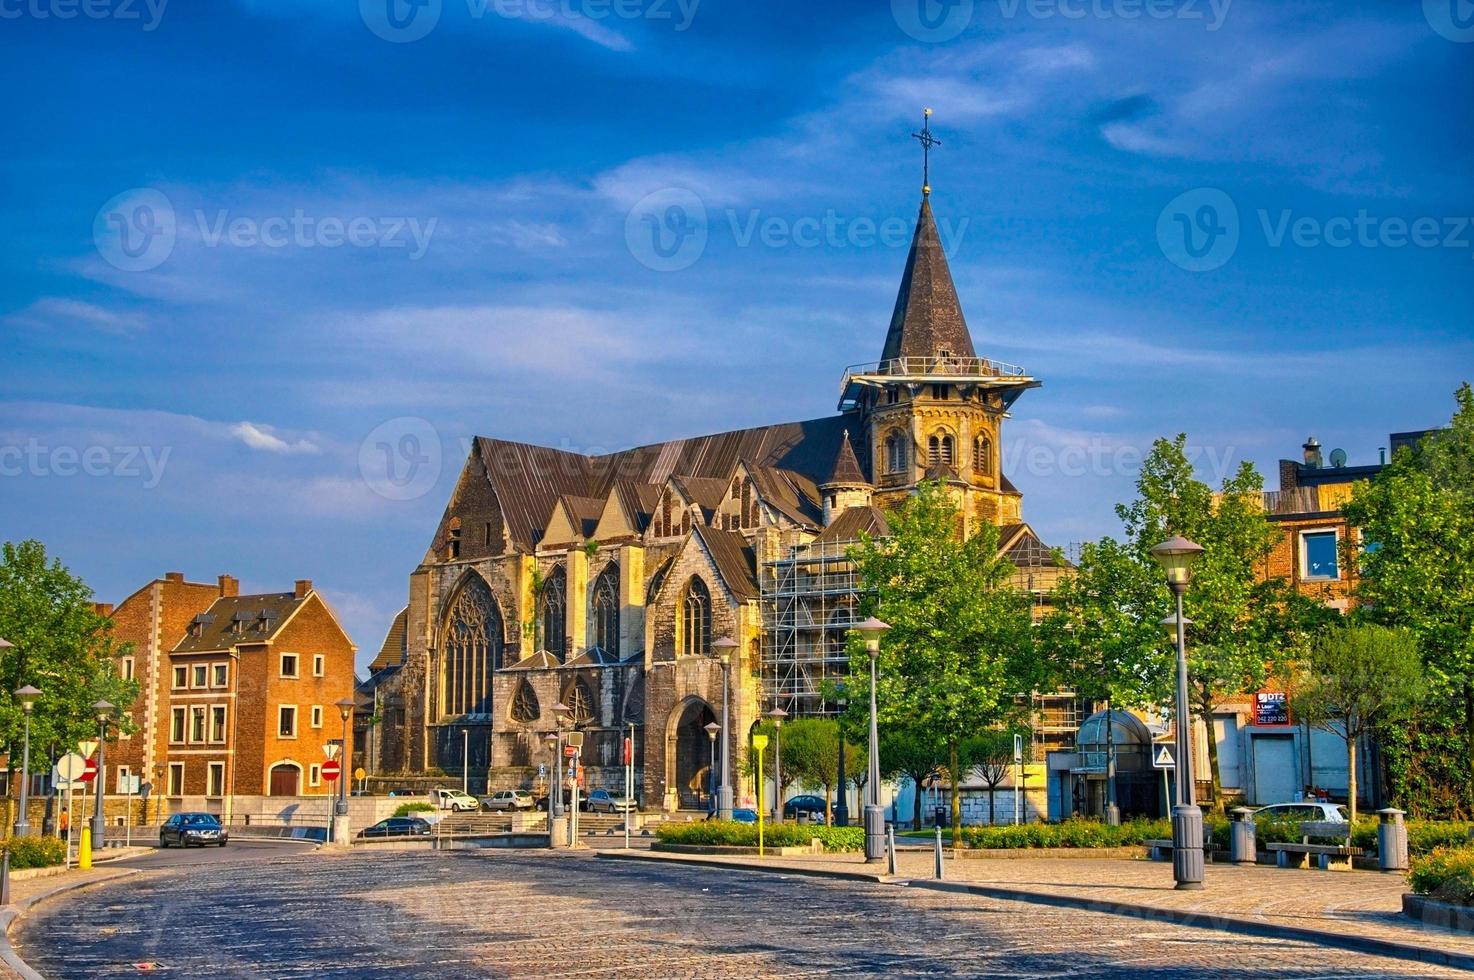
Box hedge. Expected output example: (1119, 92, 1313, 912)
(4, 836, 67, 869)
(1409, 847, 1474, 905)
(654, 820, 865, 852)
(958, 818, 1172, 850)
(392, 802, 435, 818)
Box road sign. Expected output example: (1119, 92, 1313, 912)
(79, 739, 99, 758)
(1152, 744, 1176, 770)
(1013, 733, 1024, 765)
(323, 741, 341, 760)
(566, 731, 584, 749)
(563, 745, 577, 758)
(354, 767, 366, 782)
(751, 734, 769, 751)
(80, 757, 98, 783)
(622, 737, 632, 765)
(321, 759, 341, 782)
(54, 752, 87, 784)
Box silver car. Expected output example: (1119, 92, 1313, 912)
(1253, 801, 1348, 823)
(481, 790, 535, 811)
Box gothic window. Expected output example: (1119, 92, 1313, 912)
(886, 388, 900, 405)
(885, 430, 908, 475)
(440, 575, 502, 719)
(681, 576, 711, 657)
(928, 432, 955, 467)
(566, 677, 595, 725)
(540, 565, 567, 655)
(974, 435, 993, 476)
(510, 679, 540, 723)
(593, 563, 620, 656)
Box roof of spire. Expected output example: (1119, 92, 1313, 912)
(879, 197, 977, 363)
(822, 430, 869, 488)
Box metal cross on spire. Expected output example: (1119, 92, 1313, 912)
(912, 107, 940, 196)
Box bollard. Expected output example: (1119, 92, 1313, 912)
(79, 827, 92, 870)
(933, 825, 944, 880)
(1, 848, 10, 906)
(1230, 807, 1257, 865)
(886, 826, 897, 876)
(1377, 808, 1409, 872)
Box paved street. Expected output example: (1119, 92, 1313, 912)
(13, 849, 1468, 978)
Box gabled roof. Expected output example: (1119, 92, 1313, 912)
(172, 592, 308, 653)
(368, 606, 409, 673)
(671, 476, 727, 521)
(694, 525, 759, 601)
(1001, 523, 1069, 569)
(816, 505, 891, 544)
(746, 463, 824, 528)
(880, 197, 977, 363)
(506, 650, 561, 670)
(822, 430, 869, 488)
(567, 647, 621, 667)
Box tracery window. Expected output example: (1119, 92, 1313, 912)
(441, 575, 502, 719)
(974, 435, 993, 476)
(510, 679, 540, 723)
(593, 563, 620, 656)
(928, 432, 955, 467)
(885, 431, 908, 474)
(540, 564, 567, 655)
(566, 677, 595, 725)
(682, 576, 711, 657)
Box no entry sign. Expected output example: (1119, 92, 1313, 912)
(321, 759, 341, 782)
(80, 757, 98, 783)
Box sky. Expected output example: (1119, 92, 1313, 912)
(2, 0, 1471, 671)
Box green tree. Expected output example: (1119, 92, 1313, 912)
(961, 727, 1029, 826)
(775, 717, 862, 824)
(0, 540, 139, 794)
(848, 482, 1036, 837)
(880, 727, 943, 829)
(1343, 383, 1474, 815)
(1289, 624, 1423, 824)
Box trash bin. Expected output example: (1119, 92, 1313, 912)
(1230, 807, 1256, 865)
(1377, 808, 1408, 872)
(934, 806, 948, 829)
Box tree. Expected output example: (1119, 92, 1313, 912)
(1289, 624, 1423, 823)
(962, 728, 1028, 826)
(1343, 384, 1474, 816)
(775, 718, 859, 824)
(0, 540, 139, 798)
(880, 727, 943, 830)
(848, 482, 1036, 837)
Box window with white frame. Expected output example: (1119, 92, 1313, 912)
(167, 762, 185, 796)
(280, 653, 299, 678)
(207, 762, 225, 797)
(172, 666, 187, 689)
(116, 765, 132, 795)
(212, 663, 228, 687)
(190, 705, 207, 743)
(279, 705, 297, 738)
(121, 657, 135, 682)
(170, 707, 186, 743)
(310, 705, 323, 729)
(1301, 529, 1340, 581)
(308, 763, 322, 787)
(312, 654, 325, 677)
(210, 705, 227, 743)
(192, 664, 208, 688)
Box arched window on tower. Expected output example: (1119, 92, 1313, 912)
(885, 430, 908, 475)
(974, 434, 994, 476)
(681, 576, 711, 656)
(540, 564, 567, 656)
(593, 563, 620, 656)
(928, 432, 955, 467)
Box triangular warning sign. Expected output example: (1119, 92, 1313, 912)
(1153, 745, 1176, 768)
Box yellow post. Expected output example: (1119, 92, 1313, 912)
(79, 827, 92, 869)
(752, 734, 769, 858)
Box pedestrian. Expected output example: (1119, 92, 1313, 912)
(58, 806, 70, 838)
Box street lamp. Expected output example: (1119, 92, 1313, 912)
(335, 698, 355, 841)
(460, 727, 470, 795)
(833, 686, 849, 827)
(1151, 535, 1205, 891)
(550, 702, 570, 819)
(712, 636, 738, 820)
(13, 682, 40, 837)
(703, 721, 720, 813)
(854, 617, 890, 863)
(766, 707, 787, 821)
(90, 700, 115, 843)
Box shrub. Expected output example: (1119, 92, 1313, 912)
(392, 802, 435, 818)
(4, 835, 67, 869)
(654, 820, 864, 852)
(1409, 847, 1474, 905)
(957, 818, 1172, 850)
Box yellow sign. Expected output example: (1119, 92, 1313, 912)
(751, 734, 769, 751)
(354, 767, 367, 781)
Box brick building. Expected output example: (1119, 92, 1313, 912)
(105, 576, 356, 819)
(364, 189, 1068, 809)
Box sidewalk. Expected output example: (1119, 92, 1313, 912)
(1, 862, 143, 980)
(598, 848, 1474, 970)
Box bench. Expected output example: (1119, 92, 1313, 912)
(1144, 834, 1214, 862)
(1266, 820, 1362, 871)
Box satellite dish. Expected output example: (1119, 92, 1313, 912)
(1329, 448, 1347, 468)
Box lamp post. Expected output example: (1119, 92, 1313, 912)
(712, 636, 737, 820)
(334, 698, 355, 843)
(703, 721, 720, 813)
(1104, 698, 1120, 827)
(549, 702, 569, 828)
(90, 700, 115, 843)
(13, 683, 40, 837)
(854, 617, 890, 863)
(766, 707, 787, 821)
(542, 731, 559, 847)
(460, 727, 470, 795)
(833, 687, 848, 827)
(1150, 535, 1206, 891)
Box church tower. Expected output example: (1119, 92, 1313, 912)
(819, 430, 873, 525)
(837, 111, 1040, 536)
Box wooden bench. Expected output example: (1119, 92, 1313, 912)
(1266, 820, 1362, 871)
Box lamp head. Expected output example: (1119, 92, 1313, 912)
(853, 617, 891, 652)
(92, 699, 115, 722)
(703, 721, 720, 741)
(1159, 613, 1194, 636)
(712, 636, 738, 664)
(336, 697, 355, 720)
(1150, 536, 1204, 590)
(15, 684, 40, 713)
(0, 638, 13, 650)
(766, 706, 788, 727)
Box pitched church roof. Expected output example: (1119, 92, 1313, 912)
(822, 430, 869, 488)
(880, 197, 977, 363)
(815, 504, 890, 545)
(368, 605, 409, 673)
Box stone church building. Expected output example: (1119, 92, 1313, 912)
(361, 190, 1061, 810)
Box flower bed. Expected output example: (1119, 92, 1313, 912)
(958, 818, 1171, 850)
(4, 835, 67, 869)
(654, 820, 864, 852)
(1410, 847, 1474, 905)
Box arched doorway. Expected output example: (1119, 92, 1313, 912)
(268, 762, 301, 797)
(669, 699, 717, 811)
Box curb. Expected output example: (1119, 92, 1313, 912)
(0, 868, 141, 980)
(597, 851, 1474, 971)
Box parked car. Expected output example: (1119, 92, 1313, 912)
(481, 790, 536, 812)
(1252, 801, 1348, 824)
(584, 789, 636, 814)
(385, 788, 421, 798)
(160, 812, 228, 848)
(707, 808, 759, 824)
(358, 817, 432, 839)
(783, 795, 827, 820)
(431, 788, 480, 812)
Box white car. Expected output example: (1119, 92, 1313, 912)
(431, 788, 480, 812)
(1253, 801, 1348, 823)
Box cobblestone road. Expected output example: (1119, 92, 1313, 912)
(13, 849, 1468, 978)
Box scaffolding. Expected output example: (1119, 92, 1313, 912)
(761, 537, 863, 718)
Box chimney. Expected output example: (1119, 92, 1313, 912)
(164, 572, 184, 584)
(1379, 448, 1387, 465)
(93, 602, 115, 617)
(218, 574, 239, 597)
(294, 579, 313, 599)
(1302, 437, 1322, 469)
(1278, 459, 1299, 493)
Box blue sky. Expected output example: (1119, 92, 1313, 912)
(3, 0, 1471, 669)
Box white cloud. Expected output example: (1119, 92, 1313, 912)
(2, 298, 147, 334)
(231, 421, 321, 455)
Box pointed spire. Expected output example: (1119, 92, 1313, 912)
(880, 196, 977, 363)
(822, 430, 869, 488)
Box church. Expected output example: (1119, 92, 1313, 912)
(360, 175, 1068, 810)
